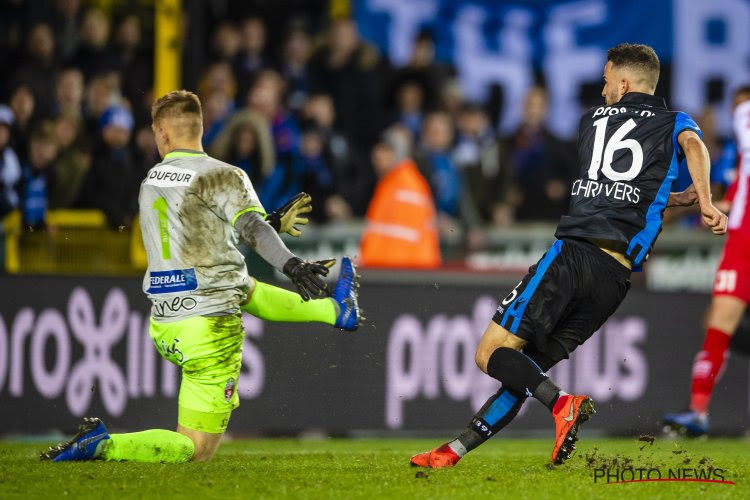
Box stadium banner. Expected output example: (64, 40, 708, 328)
(354, 0, 750, 137)
(0, 274, 748, 435)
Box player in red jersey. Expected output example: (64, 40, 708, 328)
(664, 85, 750, 436)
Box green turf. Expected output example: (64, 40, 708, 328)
(0, 437, 747, 499)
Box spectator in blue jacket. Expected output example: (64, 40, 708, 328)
(21, 121, 58, 227)
(417, 111, 461, 217)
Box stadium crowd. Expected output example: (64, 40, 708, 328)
(0, 1, 735, 252)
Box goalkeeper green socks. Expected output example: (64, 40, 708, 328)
(97, 430, 195, 463)
(242, 281, 337, 324)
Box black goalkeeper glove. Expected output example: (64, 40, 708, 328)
(282, 257, 336, 300)
(266, 192, 312, 237)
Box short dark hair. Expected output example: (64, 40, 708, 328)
(151, 90, 202, 136)
(607, 43, 660, 89)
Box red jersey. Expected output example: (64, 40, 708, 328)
(713, 100, 750, 302)
(725, 100, 750, 236)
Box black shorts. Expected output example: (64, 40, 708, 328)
(492, 238, 631, 368)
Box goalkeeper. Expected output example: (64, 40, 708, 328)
(41, 90, 360, 463)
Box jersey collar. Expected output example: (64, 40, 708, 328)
(618, 92, 667, 109)
(163, 149, 207, 160)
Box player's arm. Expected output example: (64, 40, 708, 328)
(678, 130, 728, 234)
(234, 211, 332, 300)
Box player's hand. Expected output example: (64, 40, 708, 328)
(700, 203, 728, 235)
(666, 184, 699, 207)
(266, 192, 312, 237)
(283, 257, 333, 300)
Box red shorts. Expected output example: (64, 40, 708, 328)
(712, 232, 750, 303)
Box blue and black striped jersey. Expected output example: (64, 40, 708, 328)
(555, 92, 701, 266)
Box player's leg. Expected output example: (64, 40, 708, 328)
(241, 256, 361, 330)
(664, 251, 750, 436)
(411, 240, 577, 468)
(101, 314, 243, 462)
(691, 296, 746, 412)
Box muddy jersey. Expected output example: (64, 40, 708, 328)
(555, 92, 701, 266)
(139, 149, 264, 321)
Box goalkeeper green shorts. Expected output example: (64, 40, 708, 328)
(149, 312, 244, 433)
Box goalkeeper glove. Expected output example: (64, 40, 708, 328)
(266, 192, 312, 237)
(283, 257, 336, 300)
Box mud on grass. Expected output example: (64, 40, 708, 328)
(0, 438, 747, 499)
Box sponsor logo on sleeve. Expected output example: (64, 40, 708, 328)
(147, 268, 198, 294)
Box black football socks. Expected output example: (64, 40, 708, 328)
(448, 387, 526, 457)
(447, 347, 566, 458)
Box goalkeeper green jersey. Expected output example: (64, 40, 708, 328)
(138, 149, 265, 322)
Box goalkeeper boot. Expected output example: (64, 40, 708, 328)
(333, 256, 361, 331)
(40, 417, 110, 462)
(662, 410, 708, 437)
(551, 395, 595, 465)
(410, 444, 461, 468)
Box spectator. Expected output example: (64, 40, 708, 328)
(211, 22, 241, 63)
(226, 121, 265, 187)
(417, 112, 461, 218)
(452, 103, 515, 227)
(308, 18, 385, 150)
(115, 14, 152, 120)
(49, 112, 89, 208)
(506, 85, 577, 221)
(0, 105, 21, 217)
(298, 124, 336, 220)
(9, 84, 36, 164)
(84, 72, 121, 136)
(279, 28, 312, 112)
(9, 23, 57, 116)
(53, 67, 85, 118)
(389, 30, 454, 112)
(70, 8, 120, 80)
(301, 93, 372, 217)
(20, 121, 58, 227)
(247, 70, 300, 157)
(78, 106, 136, 227)
(51, 0, 83, 60)
(209, 108, 275, 181)
(198, 62, 236, 147)
(393, 80, 425, 138)
(359, 127, 440, 268)
(234, 17, 268, 107)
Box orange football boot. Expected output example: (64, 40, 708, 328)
(410, 444, 461, 468)
(550, 395, 596, 465)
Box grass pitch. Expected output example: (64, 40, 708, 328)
(0, 437, 747, 499)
